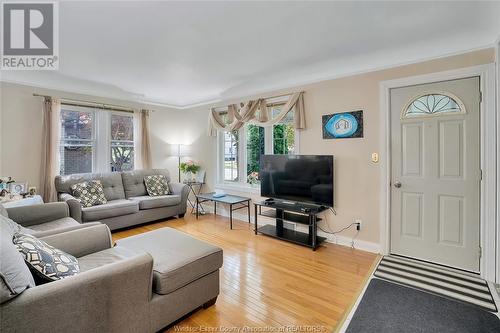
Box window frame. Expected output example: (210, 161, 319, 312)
(216, 111, 300, 192)
(109, 111, 135, 172)
(59, 105, 135, 175)
(59, 105, 97, 175)
(401, 91, 467, 119)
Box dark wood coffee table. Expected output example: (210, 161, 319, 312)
(196, 192, 251, 229)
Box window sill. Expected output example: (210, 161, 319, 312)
(215, 182, 261, 195)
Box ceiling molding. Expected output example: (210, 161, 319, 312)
(1, 44, 496, 111)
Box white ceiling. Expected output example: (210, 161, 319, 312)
(2, 1, 500, 108)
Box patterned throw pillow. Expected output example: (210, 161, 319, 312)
(144, 175, 170, 196)
(71, 180, 107, 208)
(13, 233, 79, 283)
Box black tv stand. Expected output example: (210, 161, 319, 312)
(254, 200, 328, 250)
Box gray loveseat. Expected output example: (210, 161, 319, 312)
(1, 224, 223, 332)
(55, 169, 189, 230)
(3, 202, 101, 238)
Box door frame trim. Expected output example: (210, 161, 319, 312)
(379, 64, 497, 282)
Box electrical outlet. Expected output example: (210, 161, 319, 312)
(355, 219, 362, 230)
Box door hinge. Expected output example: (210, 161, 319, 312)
(480, 169, 483, 181)
(479, 246, 482, 259)
(479, 91, 483, 103)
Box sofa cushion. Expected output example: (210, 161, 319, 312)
(55, 172, 126, 201)
(116, 227, 223, 295)
(13, 233, 80, 284)
(71, 180, 108, 208)
(78, 246, 141, 272)
(144, 175, 171, 196)
(29, 217, 80, 233)
(121, 169, 171, 198)
(129, 195, 182, 210)
(0, 223, 35, 304)
(81, 199, 139, 221)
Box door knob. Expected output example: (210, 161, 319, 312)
(394, 181, 402, 188)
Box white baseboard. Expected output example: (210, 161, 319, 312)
(198, 204, 380, 254)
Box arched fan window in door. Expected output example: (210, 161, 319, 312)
(402, 92, 466, 118)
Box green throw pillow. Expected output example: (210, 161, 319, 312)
(71, 180, 107, 208)
(144, 175, 170, 196)
(13, 233, 80, 284)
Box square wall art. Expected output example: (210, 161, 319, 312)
(322, 110, 363, 139)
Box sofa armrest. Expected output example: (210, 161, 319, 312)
(32, 221, 102, 239)
(169, 182, 189, 213)
(59, 193, 82, 222)
(6, 202, 70, 227)
(39, 224, 113, 258)
(0, 253, 153, 333)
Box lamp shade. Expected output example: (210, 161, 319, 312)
(169, 144, 180, 156)
(169, 144, 191, 157)
(179, 144, 191, 157)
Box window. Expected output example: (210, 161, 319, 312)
(217, 105, 298, 188)
(404, 93, 465, 118)
(246, 124, 265, 183)
(60, 108, 95, 175)
(59, 106, 135, 175)
(223, 131, 239, 181)
(272, 108, 295, 154)
(110, 113, 134, 172)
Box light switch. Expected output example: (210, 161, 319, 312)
(371, 153, 379, 163)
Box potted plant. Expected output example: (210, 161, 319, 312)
(179, 160, 201, 182)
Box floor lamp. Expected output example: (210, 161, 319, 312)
(170, 144, 191, 182)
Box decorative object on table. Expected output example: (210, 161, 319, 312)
(247, 172, 259, 185)
(170, 144, 192, 182)
(0, 176, 14, 191)
(28, 187, 37, 196)
(70, 180, 107, 207)
(180, 160, 201, 182)
(322, 110, 363, 139)
(144, 175, 170, 196)
(213, 190, 226, 198)
(8, 182, 28, 195)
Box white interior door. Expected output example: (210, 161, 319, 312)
(390, 77, 481, 272)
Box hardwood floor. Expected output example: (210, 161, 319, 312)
(112, 212, 379, 332)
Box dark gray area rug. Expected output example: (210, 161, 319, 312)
(346, 278, 500, 333)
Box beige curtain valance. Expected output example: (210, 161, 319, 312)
(207, 92, 305, 136)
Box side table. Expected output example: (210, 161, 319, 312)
(183, 181, 205, 214)
(2, 195, 44, 208)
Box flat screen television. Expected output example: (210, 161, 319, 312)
(260, 155, 334, 207)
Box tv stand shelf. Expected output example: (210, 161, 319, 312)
(259, 210, 322, 225)
(254, 201, 327, 250)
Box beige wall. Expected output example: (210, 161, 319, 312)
(0, 82, 184, 190)
(0, 48, 495, 249)
(186, 48, 495, 247)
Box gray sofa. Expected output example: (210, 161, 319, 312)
(3, 202, 101, 238)
(55, 169, 189, 230)
(1, 224, 223, 332)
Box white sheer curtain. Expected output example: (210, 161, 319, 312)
(207, 92, 305, 136)
(40, 97, 61, 202)
(134, 109, 152, 169)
